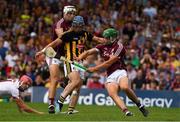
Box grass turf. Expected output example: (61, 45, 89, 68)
(0, 102, 179, 121)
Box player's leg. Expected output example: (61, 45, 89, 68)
(65, 63, 82, 114)
(119, 76, 149, 117)
(67, 81, 82, 114)
(48, 64, 63, 113)
(46, 57, 65, 114)
(57, 71, 82, 112)
(105, 82, 133, 116)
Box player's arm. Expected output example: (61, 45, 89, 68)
(41, 38, 62, 53)
(43, 38, 62, 51)
(35, 38, 62, 60)
(77, 48, 99, 61)
(92, 36, 107, 44)
(14, 97, 44, 114)
(88, 55, 118, 72)
(55, 28, 64, 38)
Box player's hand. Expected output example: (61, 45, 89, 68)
(35, 51, 45, 62)
(87, 67, 98, 72)
(73, 55, 81, 62)
(102, 38, 108, 43)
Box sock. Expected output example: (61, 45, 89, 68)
(59, 95, 65, 104)
(122, 108, 128, 113)
(48, 98, 54, 106)
(136, 102, 142, 108)
(68, 106, 75, 112)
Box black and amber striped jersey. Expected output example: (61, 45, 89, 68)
(60, 30, 93, 60)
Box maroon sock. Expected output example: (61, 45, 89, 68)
(48, 98, 54, 106)
(122, 108, 128, 113)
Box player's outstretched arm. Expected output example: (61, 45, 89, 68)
(55, 27, 64, 38)
(35, 38, 62, 61)
(88, 55, 119, 72)
(92, 36, 107, 44)
(14, 98, 44, 114)
(77, 48, 98, 61)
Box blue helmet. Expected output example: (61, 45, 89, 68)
(72, 16, 85, 26)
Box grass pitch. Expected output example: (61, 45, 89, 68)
(0, 102, 179, 121)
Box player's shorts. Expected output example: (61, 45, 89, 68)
(63, 62, 85, 80)
(45, 56, 63, 66)
(106, 69, 127, 84)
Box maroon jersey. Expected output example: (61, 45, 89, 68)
(51, 18, 72, 57)
(96, 41, 126, 76)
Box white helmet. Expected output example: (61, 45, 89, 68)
(63, 6, 76, 14)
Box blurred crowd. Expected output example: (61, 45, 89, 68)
(0, 0, 179, 91)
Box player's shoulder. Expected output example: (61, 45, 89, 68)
(56, 18, 65, 27)
(58, 18, 65, 24)
(61, 29, 74, 40)
(95, 44, 105, 49)
(115, 40, 124, 48)
(62, 29, 73, 36)
(79, 30, 90, 35)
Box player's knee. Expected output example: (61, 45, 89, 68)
(69, 71, 81, 82)
(72, 90, 79, 96)
(108, 92, 117, 99)
(121, 85, 129, 91)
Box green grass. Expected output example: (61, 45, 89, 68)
(0, 102, 180, 121)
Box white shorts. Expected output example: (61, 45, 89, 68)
(106, 69, 127, 84)
(46, 56, 85, 79)
(63, 62, 85, 80)
(45, 56, 63, 66)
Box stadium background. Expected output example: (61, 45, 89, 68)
(0, 0, 179, 121)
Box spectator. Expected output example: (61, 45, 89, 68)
(158, 72, 166, 90)
(164, 71, 173, 90)
(5, 49, 19, 68)
(122, 21, 136, 41)
(171, 70, 180, 91)
(128, 49, 140, 68)
(0, 37, 8, 60)
(143, 1, 157, 21)
(146, 72, 159, 90)
(132, 69, 146, 90)
(127, 63, 137, 83)
(87, 73, 104, 89)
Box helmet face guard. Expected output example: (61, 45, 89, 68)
(72, 16, 85, 27)
(103, 28, 118, 43)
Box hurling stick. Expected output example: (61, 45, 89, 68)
(45, 47, 87, 71)
(60, 56, 87, 71)
(44, 47, 57, 58)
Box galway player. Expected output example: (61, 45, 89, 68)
(0, 75, 43, 114)
(77, 28, 149, 117)
(36, 6, 77, 114)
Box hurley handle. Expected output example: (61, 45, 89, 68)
(60, 56, 87, 71)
